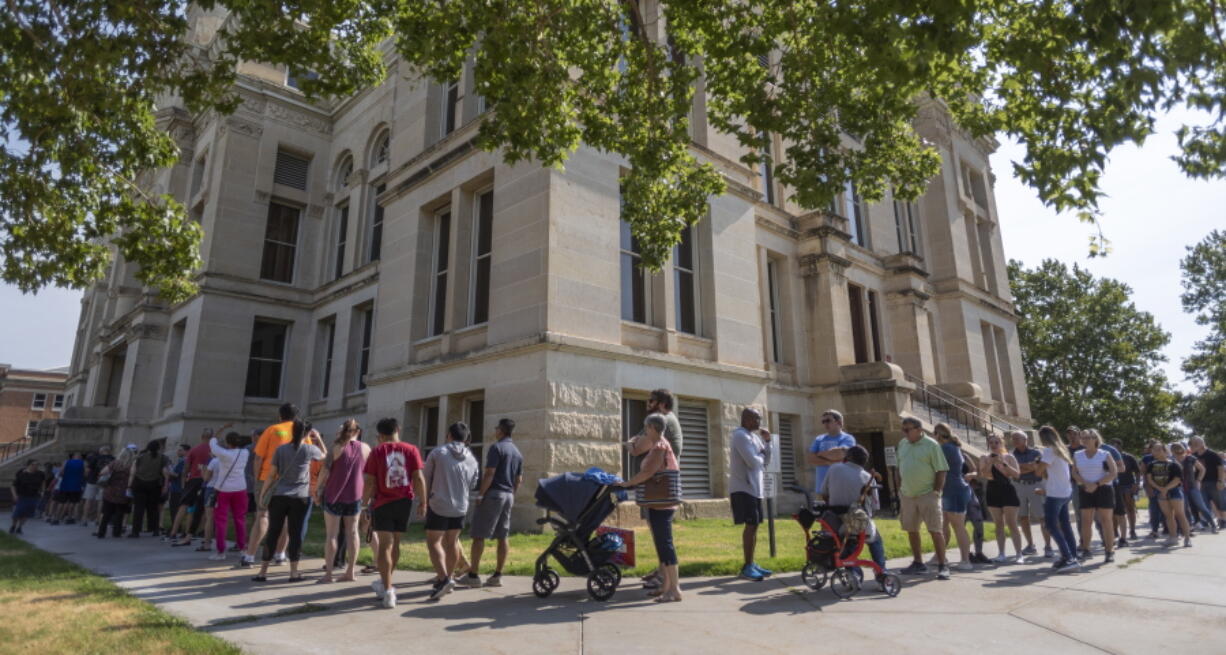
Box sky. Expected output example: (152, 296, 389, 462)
(0, 110, 1222, 391)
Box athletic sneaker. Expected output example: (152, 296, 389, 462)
(1057, 560, 1081, 573)
(1104, 553, 1114, 564)
(1014, 555, 1026, 565)
(1050, 558, 1066, 570)
(953, 561, 974, 572)
(1043, 546, 1055, 559)
(371, 579, 386, 600)
(1077, 550, 1092, 561)
(991, 553, 1011, 564)
(751, 563, 773, 577)
(460, 573, 482, 588)
(1163, 537, 1179, 547)
(972, 552, 992, 564)
(1021, 545, 1037, 556)
(485, 573, 503, 588)
(382, 588, 397, 609)
(738, 564, 765, 581)
(1116, 538, 1129, 548)
(272, 553, 288, 565)
(1184, 537, 1193, 548)
(428, 578, 455, 601)
(899, 561, 928, 575)
(208, 553, 226, 561)
(936, 565, 951, 580)
(238, 555, 254, 568)
(1129, 530, 1138, 540)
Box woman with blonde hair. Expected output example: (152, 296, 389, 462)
(1147, 441, 1192, 548)
(315, 419, 371, 583)
(979, 434, 1025, 563)
(1035, 426, 1079, 572)
(934, 424, 974, 570)
(96, 446, 137, 539)
(1071, 429, 1119, 563)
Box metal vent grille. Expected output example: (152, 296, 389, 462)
(676, 403, 712, 498)
(274, 150, 310, 190)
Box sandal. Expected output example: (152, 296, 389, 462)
(653, 594, 682, 603)
(316, 577, 334, 585)
(360, 565, 378, 575)
(646, 589, 665, 598)
(251, 575, 267, 582)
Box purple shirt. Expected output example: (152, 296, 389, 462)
(323, 440, 366, 504)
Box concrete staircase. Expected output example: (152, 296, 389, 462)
(904, 372, 1026, 453)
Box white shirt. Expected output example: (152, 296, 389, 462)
(1074, 449, 1110, 484)
(1040, 447, 1074, 498)
(209, 437, 250, 493)
(728, 427, 772, 498)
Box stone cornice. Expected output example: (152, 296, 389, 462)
(755, 215, 799, 240)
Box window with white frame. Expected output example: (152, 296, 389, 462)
(31, 393, 47, 410)
(470, 189, 493, 325)
(430, 209, 452, 336)
(442, 79, 460, 137)
(674, 224, 699, 335)
(260, 202, 300, 283)
(27, 421, 38, 436)
(766, 258, 784, 363)
(53, 394, 64, 411)
(842, 178, 867, 247)
(619, 190, 649, 324)
(893, 192, 922, 256)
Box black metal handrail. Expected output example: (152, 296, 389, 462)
(904, 372, 1025, 443)
(0, 427, 55, 465)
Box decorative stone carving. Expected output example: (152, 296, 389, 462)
(267, 102, 332, 135)
(225, 117, 263, 139)
(239, 93, 266, 115)
(798, 252, 851, 279)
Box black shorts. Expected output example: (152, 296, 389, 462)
(1079, 484, 1115, 510)
(985, 482, 1020, 508)
(1113, 484, 1128, 515)
(180, 478, 205, 507)
(371, 498, 412, 533)
(54, 490, 83, 504)
(730, 492, 763, 525)
(424, 509, 463, 531)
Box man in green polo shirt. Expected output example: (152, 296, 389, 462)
(897, 417, 950, 580)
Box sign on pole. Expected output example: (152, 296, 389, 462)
(884, 445, 897, 467)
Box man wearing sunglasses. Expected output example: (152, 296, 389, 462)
(806, 410, 856, 494)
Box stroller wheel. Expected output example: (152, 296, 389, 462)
(800, 562, 828, 591)
(586, 567, 618, 601)
(879, 573, 902, 598)
(830, 568, 860, 599)
(600, 563, 622, 588)
(533, 568, 561, 598)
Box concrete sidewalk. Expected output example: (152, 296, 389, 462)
(16, 523, 1226, 654)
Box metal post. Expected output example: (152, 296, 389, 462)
(766, 497, 777, 558)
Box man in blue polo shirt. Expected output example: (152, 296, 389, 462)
(806, 409, 856, 493)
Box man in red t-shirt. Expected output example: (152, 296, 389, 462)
(362, 417, 425, 609)
(170, 424, 231, 545)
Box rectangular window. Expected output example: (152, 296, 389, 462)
(245, 320, 288, 398)
(466, 399, 485, 464)
(273, 150, 310, 190)
(26, 421, 38, 436)
(260, 202, 300, 283)
(190, 153, 207, 199)
(422, 404, 440, 453)
(843, 178, 866, 247)
(759, 132, 775, 205)
(430, 210, 452, 336)
(53, 394, 64, 411)
(674, 224, 698, 335)
(471, 190, 493, 325)
(893, 196, 921, 256)
(357, 307, 373, 390)
(368, 184, 385, 263)
(31, 393, 46, 410)
(160, 320, 186, 407)
(978, 221, 998, 293)
(619, 189, 649, 324)
(849, 284, 883, 365)
(285, 68, 318, 91)
(867, 290, 882, 362)
(442, 79, 460, 137)
(320, 318, 336, 399)
(766, 259, 783, 363)
(333, 204, 349, 281)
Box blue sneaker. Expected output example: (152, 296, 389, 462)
(751, 563, 773, 577)
(738, 564, 765, 581)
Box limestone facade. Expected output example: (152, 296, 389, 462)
(16, 10, 1033, 522)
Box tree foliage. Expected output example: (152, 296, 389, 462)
(3, 0, 1226, 301)
(1008, 259, 1177, 449)
(1179, 230, 1226, 446)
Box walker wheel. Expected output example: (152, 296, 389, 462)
(830, 567, 860, 599)
(880, 573, 902, 598)
(800, 562, 828, 591)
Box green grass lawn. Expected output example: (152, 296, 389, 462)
(0, 532, 239, 654)
(295, 511, 1000, 578)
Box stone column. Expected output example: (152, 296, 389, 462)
(796, 210, 857, 387)
(882, 253, 937, 383)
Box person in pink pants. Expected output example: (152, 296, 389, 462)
(208, 431, 252, 561)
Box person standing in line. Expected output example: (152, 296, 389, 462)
(363, 418, 427, 609)
(1072, 429, 1119, 563)
(315, 419, 370, 584)
(170, 428, 220, 546)
(729, 407, 774, 581)
(961, 452, 991, 564)
(1035, 426, 1081, 573)
(95, 446, 137, 538)
(10, 459, 47, 534)
(423, 422, 480, 601)
(1110, 439, 1141, 542)
(240, 405, 297, 568)
(127, 440, 172, 538)
(1171, 442, 1210, 532)
(163, 444, 189, 541)
(1189, 436, 1226, 529)
(1139, 440, 1167, 538)
(1147, 442, 1192, 548)
(806, 409, 855, 494)
(209, 431, 250, 561)
(1011, 431, 1053, 558)
(897, 418, 951, 579)
(51, 452, 86, 525)
(37, 462, 57, 520)
(934, 425, 974, 571)
(979, 434, 1025, 564)
(627, 389, 683, 591)
(196, 455, 219, 552)
(82, 446, 114, 526)
(461, 418, 524, 589)
(618, 413, 683, 602)
(252, 421, 325, 582)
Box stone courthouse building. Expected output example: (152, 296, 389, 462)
(5, 7, 1032, 524)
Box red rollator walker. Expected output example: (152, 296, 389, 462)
(789, 484, 902, 599)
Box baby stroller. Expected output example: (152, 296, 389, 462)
(531, 471, 626, 601)
(788, 484, 902, 599)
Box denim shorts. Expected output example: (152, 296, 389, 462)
(1160, 487, 1184, 501)
(941, 485, 971, 514)
(324, 500, 361, 517)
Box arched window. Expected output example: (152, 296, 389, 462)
(370, 130, 390, 168)
(334, 154, 354, 192)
